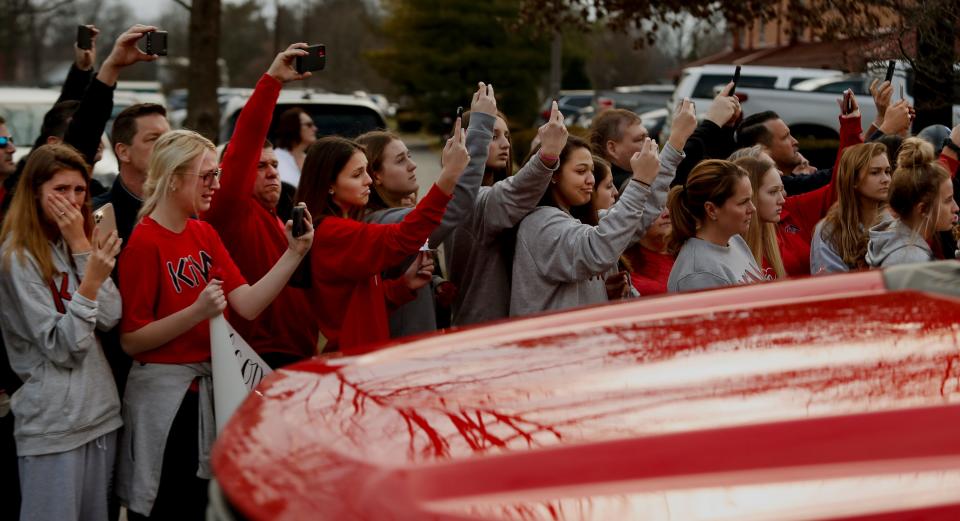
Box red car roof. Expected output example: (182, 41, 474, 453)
(213, 274, 960, 520)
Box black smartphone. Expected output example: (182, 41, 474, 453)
(295, 44, 326, 75)
(730, 65, 742, 95)
(456, 106, 463, 119)
(884, 60, 896, 83)
(77, 25, 93, 51)
(145, 31, 168, 56)
(845, 90, 854, 114)
(291, 203, 307, 238)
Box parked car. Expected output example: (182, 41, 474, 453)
(218, 89, 387, 145)
(574, 85, 674, 128)
(211, 261, 960, 521)
(661, 64, 843, 140)
(0, 87, 118, 180)
(537, 90, 594, 126)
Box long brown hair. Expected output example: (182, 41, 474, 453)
(355, 130, 402, 213)
(537, 135, 598, 226)
(1, 144, 93, 281)
(296, 136, 366, 221)
(890, 137, 952, 240)
(822, 142, 888, 269)
(463, 110, 512, 186)
(666, 160, 748, 255)
(735, 156, 786, 278)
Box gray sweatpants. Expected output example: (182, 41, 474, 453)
(18, 430, 118, 521)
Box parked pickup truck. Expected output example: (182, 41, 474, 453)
(664, 62, 959, 142)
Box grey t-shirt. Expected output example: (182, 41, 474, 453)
(667, 235, 764, 292)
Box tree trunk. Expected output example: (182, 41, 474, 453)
(910, 2, 954, 132)
(186, 0, 222, 142)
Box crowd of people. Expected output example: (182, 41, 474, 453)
(0, 24, 958, 521)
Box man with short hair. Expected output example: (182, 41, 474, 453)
(93, 103, 170, 243)
(589, 109, 647, 190)
(737, 110, 832, 195)
(202, 44, 318, 367)
(0, 117, 15, 184)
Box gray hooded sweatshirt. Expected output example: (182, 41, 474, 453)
(0, 240, 122, 456)
(509, 143, 683, 316)
(810, 211, 893, 274)
(865, 219, 933, 268)
(362, 112, 495, 338)
(447, 152, 559, 326)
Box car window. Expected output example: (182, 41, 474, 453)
(564, 96, 593, 108)
(692, 74, 776, 98)
(810, 80, 867, 95)
(221, 103, 386, 144)
(0, 103, 53, 147)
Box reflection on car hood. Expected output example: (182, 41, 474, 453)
(213, 276, 960, 521)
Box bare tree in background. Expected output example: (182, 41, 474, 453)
(173, 0, 221, 141)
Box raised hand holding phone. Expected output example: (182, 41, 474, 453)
(75, 25, 100, 71)
(436, 113, 470, 194)
(268, 43, 314, 82)
(705, 81, 740, 127)
(471, 82, 497, 116)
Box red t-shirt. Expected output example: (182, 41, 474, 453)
(624, 246, 674, 297)
(119, 216, 247, 364)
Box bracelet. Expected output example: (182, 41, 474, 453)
(538, 151, 559, 164)
(632, 178, 652, 188)
(942, 138, 960, 156)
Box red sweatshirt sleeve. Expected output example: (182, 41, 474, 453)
(938, 152, 959, 178)
(784, 114, 863, 234)
(383, 278, 416, 310)
(204, 74, 282, 226)
(312, 184, 451, 281)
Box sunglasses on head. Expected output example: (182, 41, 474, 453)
(0, 136, 13, 148)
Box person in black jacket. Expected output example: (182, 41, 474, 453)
(3, 24, 160, 211)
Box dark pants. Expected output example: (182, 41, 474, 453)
(1, 411, 19, 520)
(128, 390, 208, 521)
(260, 351, 306, 370)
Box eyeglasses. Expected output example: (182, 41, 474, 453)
(179, 168, 221, 186)
(0, 136, 14, 148)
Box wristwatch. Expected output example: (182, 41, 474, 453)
(942, 137, 960, 155)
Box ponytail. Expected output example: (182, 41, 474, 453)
(667, 160, 748, 254)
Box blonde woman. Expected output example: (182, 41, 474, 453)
(0, 144, 122, 520)
(866, 138, 959, 267)
(115, 130, 313, 519)
(734, 156, 787, 278)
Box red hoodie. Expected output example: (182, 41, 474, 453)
(309, 186, 451, 354)
(776, 115, 864, 277)
(202, 74, 318, 359)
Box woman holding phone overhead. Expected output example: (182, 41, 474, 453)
(295, 113, 470, 353)
(357, 82, 492, 338)
(115, 130, 313, 519)
(0, 144, 122, 521)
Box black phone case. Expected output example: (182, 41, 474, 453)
(730, 66, 741, 95)
(146, 32, 168, 56)
(292, 207, 306, 238)
(295, 45, 326, 74)
(77, 26, 93, 50)
(885, 61, 896, 83)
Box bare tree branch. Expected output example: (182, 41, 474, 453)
(171, 0, 191, 10)
(33, 0, 72, 14)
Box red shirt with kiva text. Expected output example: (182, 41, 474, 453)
(119, 217, 247, 364)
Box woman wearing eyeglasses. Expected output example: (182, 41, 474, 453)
(273, 107, 317, 187)
(114, 130, 313, 519)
